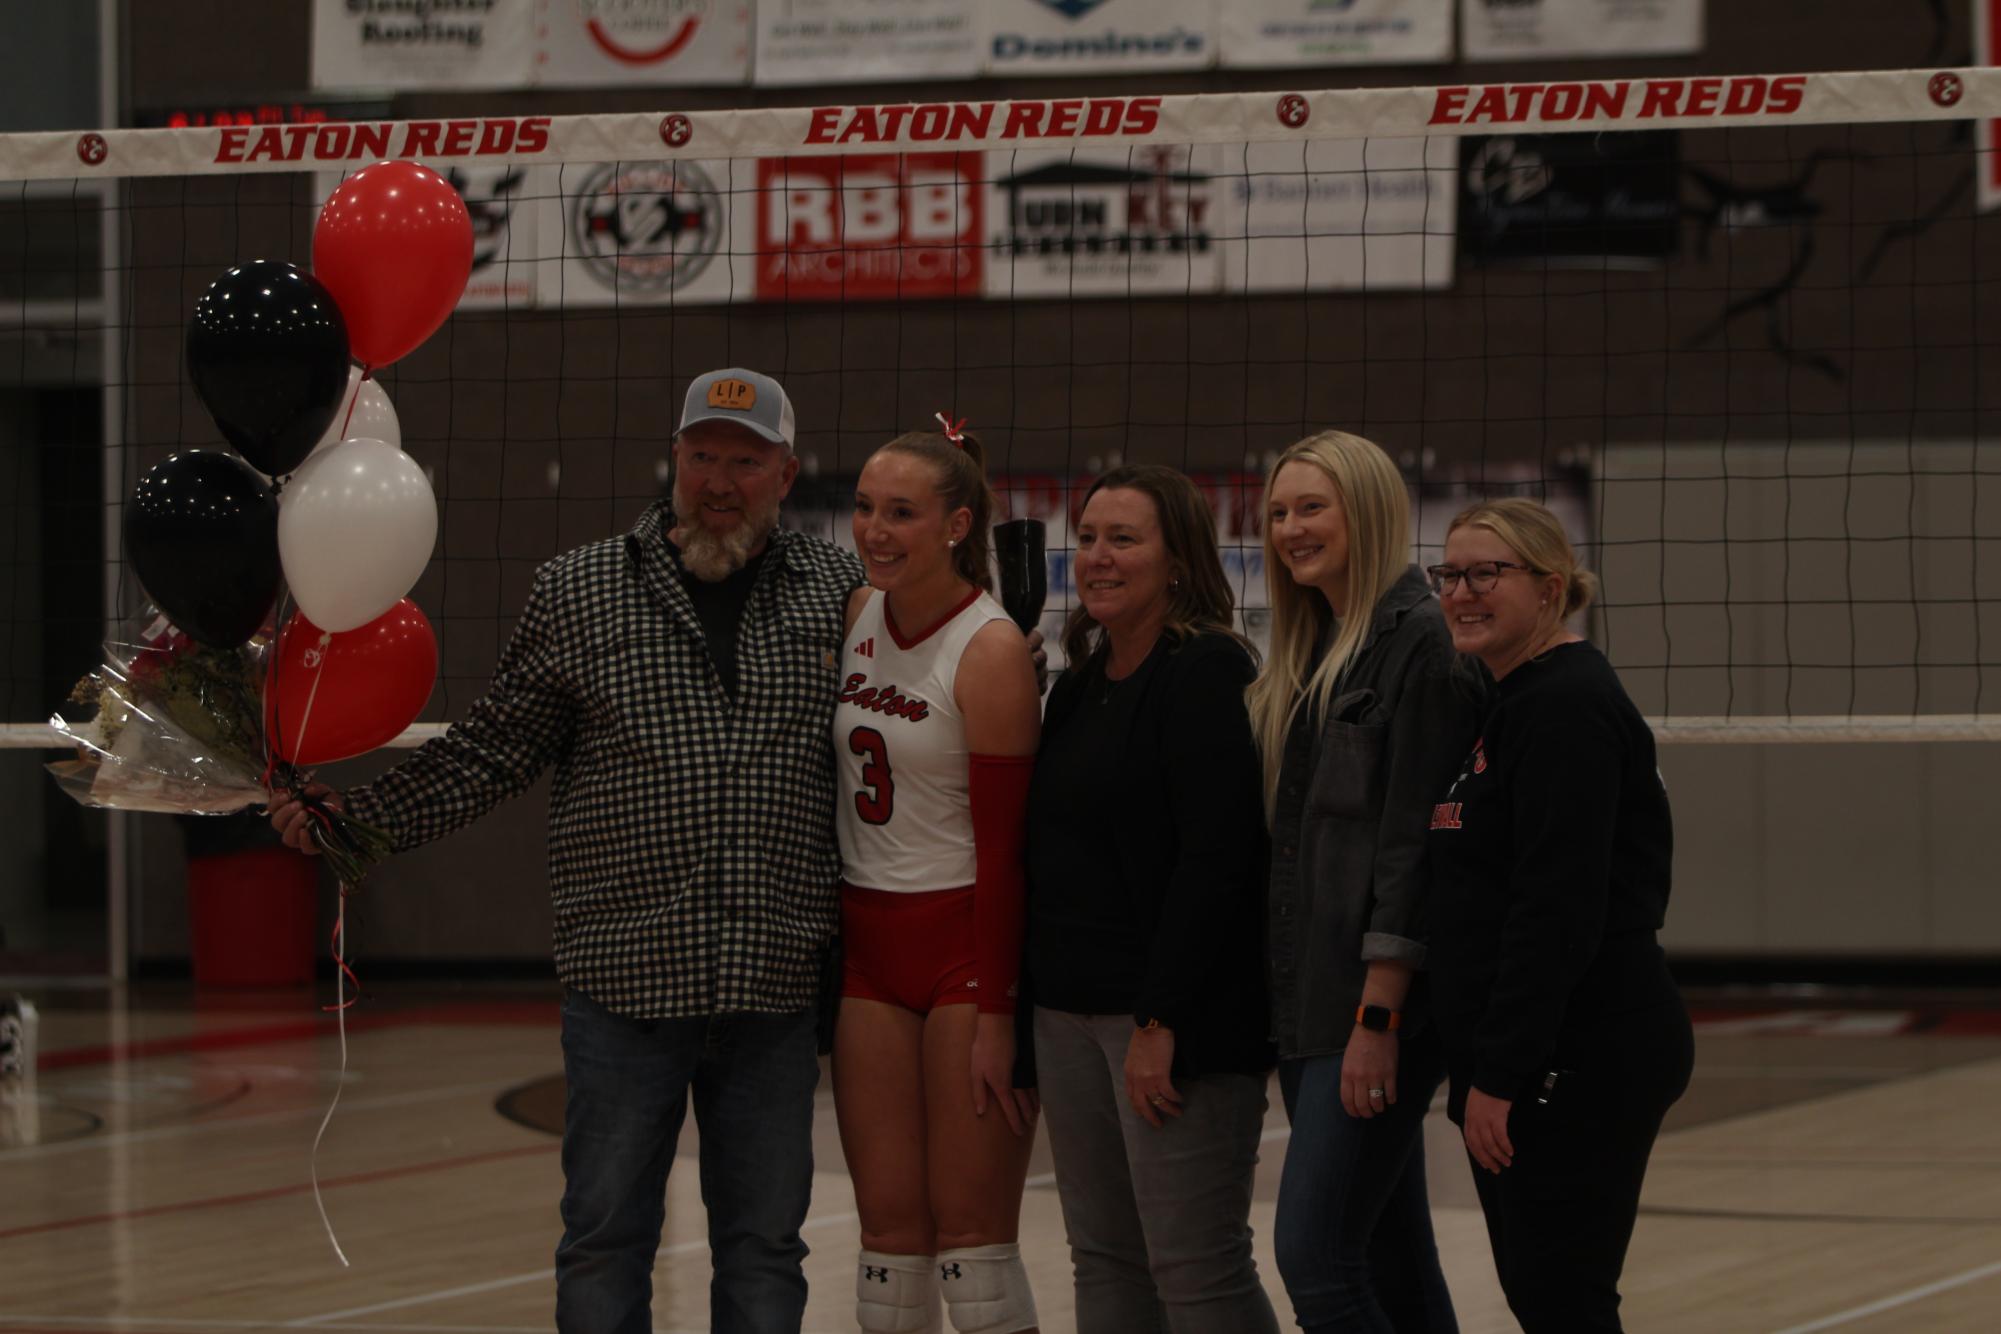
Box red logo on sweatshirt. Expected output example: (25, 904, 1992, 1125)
(1430, 801, 1464, 831)
(1472, 740, 1488, 774)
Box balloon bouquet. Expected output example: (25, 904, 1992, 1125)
(49, 162, 473, 885)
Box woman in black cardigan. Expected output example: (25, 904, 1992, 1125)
(1023, 464, 1279, 1334)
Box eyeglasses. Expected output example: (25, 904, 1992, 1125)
(1424, 560, 1540, 595)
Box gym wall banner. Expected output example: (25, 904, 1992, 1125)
(536, 0, 751, 87)
(983, 0, 1213, 77)
(755, 0, 981, 86)
(1460, 0, 1702, 63)
(1980, 0, 2001, 212)
(1458, 131, 1680, 265)
(312, 0, 533, 91)
(312, 0, 750, 91)
(1219, 0, 1453, 69)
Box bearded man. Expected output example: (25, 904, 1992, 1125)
(270, 368, 864, 1334)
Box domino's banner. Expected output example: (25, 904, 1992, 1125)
(1461, 0, 1702, 62)
(984, 0, 1214, 76)
(311, 0, 532, 90)
(1220, 0, 1453, 69)
(755, 0, 981, 86)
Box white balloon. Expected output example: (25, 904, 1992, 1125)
(279, 437, 437, 633)
(311, 366, 401, 461)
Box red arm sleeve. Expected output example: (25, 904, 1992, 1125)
(969, 752, 1034, 1016)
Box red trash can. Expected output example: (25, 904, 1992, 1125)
(186, 847, 318, 987)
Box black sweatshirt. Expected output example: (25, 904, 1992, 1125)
(1022, 631, 1274, 1080)
(1426, 642, 1677, 1106)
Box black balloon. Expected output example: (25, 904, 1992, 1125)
(186, 260, 350, 478)
(124, 450, 282, 648)
(993, 518, 1048, 635)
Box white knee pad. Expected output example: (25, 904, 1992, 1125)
(937, 1243, 1038, 1334)
(857, 1250, 942, 1334)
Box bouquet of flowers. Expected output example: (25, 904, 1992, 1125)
(48, 609, 395, 886)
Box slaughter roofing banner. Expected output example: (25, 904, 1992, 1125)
(534, 0, 751, 87)
(754, 0, 982, 86)
(1460, 0, 1702, 63)
(982, 0, 1214, 77)
(311, 0, 533, 90)
(1220, 0, 1452, 69)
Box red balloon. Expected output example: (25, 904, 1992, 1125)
(267, 599, 438, 766)
(312, 161, 473, 368)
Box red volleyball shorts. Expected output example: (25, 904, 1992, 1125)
(840, 882, 980, 1014)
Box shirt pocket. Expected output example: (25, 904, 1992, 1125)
(1307, 715, 1389, 820)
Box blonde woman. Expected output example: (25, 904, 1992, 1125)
(1426, 499, 1691, 1332)
(1248, 432, 1481, 1333)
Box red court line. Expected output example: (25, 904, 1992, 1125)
(0, 1140, 559, 1241)
(40, 1001, 558, 1072)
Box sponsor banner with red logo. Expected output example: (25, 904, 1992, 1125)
(756, 153, 982, 299)
(754, 0, 981, 87)
(1220, 0, 1452, 69)
(537, 157, 755, 306)
(1461, 0, 1701, 63)
(311, 0, 533, 91)
(1982, 0, 2001, 212)
(537, 0, 750, 88)
(316, 161, 549, 309)
(1216, 137, 1456, 292)
(984, 0, 1212, 77)
(6, 71, 1997, 183)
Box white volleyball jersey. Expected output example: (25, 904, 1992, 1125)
(835, 587, 1011, 893)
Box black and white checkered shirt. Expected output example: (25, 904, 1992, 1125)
(347, 501, 865, 1019)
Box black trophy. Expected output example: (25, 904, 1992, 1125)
(992, 518, 1048, 634)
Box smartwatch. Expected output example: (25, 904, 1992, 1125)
(1355, 1004, 1402, 1033)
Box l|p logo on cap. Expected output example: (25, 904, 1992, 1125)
(707, 377, 757, 410)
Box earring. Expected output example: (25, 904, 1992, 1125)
(947, 539, 956, 548)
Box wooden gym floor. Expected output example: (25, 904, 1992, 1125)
(3, 982, 2000, 1333)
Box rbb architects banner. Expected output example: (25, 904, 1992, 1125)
(1461, 0, 1701, 62)
(757, 153, 982, 299)
(1459, 131, 1678, 264)
(1220, 0, 1452, 68)
(984, 0, 1213, 77)
(316, 162, 549, 308)
(984, 146, 1223, 298)
(1981, 0, 2001, 212)
(537, 158, 757, 306)
(1215, 138, 1456, 292)
(755, 0, 981, 86)
(535, 0, 750, 87)
(312, 0, 532, 90)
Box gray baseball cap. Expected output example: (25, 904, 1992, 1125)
(676, 367, 795, 448)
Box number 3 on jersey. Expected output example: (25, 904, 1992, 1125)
(848, 726, 894, 824)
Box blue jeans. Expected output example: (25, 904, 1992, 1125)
(555, 989, 820, 1334)
(1275, 1033, 1457, 1334)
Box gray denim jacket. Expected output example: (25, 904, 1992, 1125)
(1267, 564, 1485, 1059)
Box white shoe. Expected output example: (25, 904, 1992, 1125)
(0, 995, 39, 1146)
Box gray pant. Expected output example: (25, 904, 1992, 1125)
(1034, 1007, 1281, 1334)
